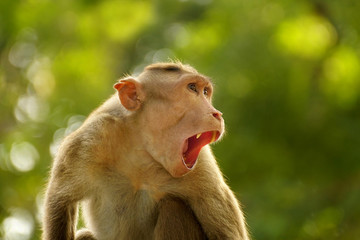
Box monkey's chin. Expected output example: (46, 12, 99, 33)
(182, 131, 220, 170)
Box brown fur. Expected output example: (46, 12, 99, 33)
(154, 197, 207, 240)
(42, 62, 249, 240)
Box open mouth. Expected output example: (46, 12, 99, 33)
(182, 131, 221, 169)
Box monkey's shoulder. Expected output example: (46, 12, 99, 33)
(54, 113, 118, 162)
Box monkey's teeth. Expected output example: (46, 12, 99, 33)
(210, 131, 217, 143)
(196, 133, 202, 139)
(182, 155, 191, 168)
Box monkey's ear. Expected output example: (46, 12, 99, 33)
(114, 78, 144, 111)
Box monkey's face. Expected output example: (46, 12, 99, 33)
(139, 74, 224, 177)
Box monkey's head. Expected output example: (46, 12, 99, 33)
(114, 62, 224, 177)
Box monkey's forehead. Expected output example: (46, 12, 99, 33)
(141, 62, 213, 84)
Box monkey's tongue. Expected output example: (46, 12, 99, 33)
(183, 131, 219, 169)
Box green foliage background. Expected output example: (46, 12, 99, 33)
(1, 0, 360, 239)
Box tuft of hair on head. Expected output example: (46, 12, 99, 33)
(121, 73, 132, 79)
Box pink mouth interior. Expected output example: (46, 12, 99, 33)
(182, 131, 220, 169)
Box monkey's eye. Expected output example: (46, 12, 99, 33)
(188, 83, 197, 93)
(203, 87, 209, 96)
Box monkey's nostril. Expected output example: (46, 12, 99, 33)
(212, 112, 222, 121)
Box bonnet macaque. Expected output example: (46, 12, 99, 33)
(43, 62, 249, 240)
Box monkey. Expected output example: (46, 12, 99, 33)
(42, 62, 250, 240)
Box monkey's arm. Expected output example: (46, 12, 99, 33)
(183, 147, 250, 240)
(43, 180, 78, 240)
(42, 136, 93, 240)
(189, 185, 248, 240)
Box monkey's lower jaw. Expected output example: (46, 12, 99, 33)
(182, 131, 220, 169)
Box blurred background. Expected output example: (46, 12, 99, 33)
(1, 0, 360, 239)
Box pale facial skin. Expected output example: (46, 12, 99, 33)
(119, 72, 224, 177)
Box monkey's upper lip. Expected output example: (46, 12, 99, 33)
(182, 131, 221, 169)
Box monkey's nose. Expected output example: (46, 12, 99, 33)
(212, 111, 223, 121)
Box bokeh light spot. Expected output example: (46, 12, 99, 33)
(275, 15, 337, 59)
(10, 142, 39, 172)
(1, 208, 34, 240)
